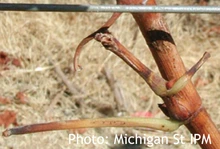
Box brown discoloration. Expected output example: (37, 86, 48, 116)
(73, 13, 121, 71)
(3, 1, 219, 148)
(94, 32, 169, 96)
(0, 51, 10, 65)
(74, 0, 212, 123)
(116, 0, 220, 148)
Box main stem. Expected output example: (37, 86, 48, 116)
(118, 0, 220, 148)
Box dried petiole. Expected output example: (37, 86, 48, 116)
(2, 117, 182, 137)
(94, 32, 210, 97)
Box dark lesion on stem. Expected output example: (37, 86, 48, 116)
(91, 31, 210, 122)
(93, 32, 170, 97)
(147, 30, 176, 46)
(73, 13, 121, 72)
(93, 32, 210, 97)
(2, 8, 211, 137)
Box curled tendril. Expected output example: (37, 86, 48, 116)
(73, 13, 121, 72)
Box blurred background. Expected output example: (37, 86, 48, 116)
(0, 0, 220, 148)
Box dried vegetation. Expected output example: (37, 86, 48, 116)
(0, 0, 220, 148)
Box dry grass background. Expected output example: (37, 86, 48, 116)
(0, 0, 220, 149)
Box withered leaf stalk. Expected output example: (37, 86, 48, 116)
(3, 0, 220, 149)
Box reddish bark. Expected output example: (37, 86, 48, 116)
(117, 0, 220, 148)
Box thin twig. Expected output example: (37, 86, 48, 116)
(44, 90, 63, 117)
(50, 59, 82, 95)
(101, 67, 129, 113)
(50, 59, 86, 110)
